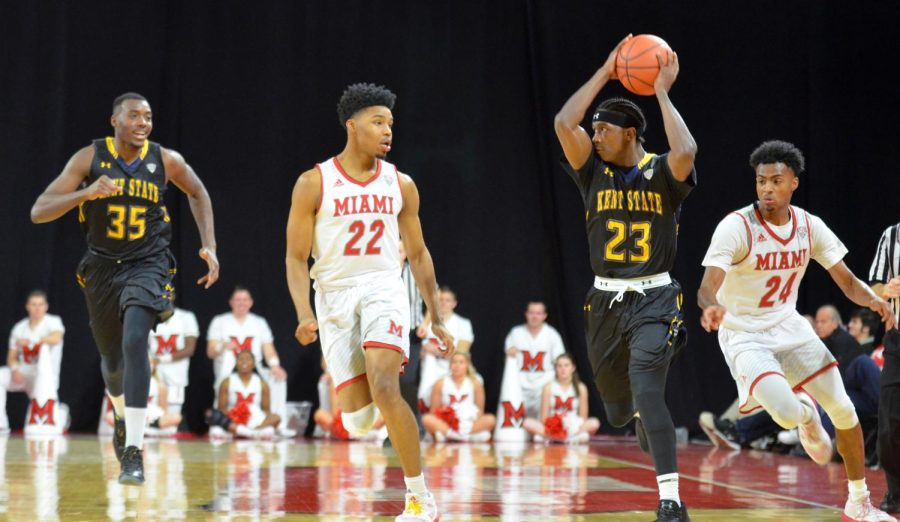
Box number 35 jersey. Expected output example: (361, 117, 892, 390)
(79, 138, 171, 261)
(702, 204, 848, 332)
(562, 152, 695, 279)
(310, 157, 403, 291)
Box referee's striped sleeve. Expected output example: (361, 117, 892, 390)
(869, 224, 898, 284)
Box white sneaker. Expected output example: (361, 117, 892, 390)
(843, 493, 897, 521)
(533, 434, 545, 443)
(396, 491, 440, 521)
(568, 431, 590, 444)
(208, 426, 231, 440)
(698, 411, 740, 451)
(254, 427, 276, 440)
(277, 427, 297, 439)
(468, 431, 491, 443)
(777, 428, 800, 446)
(446, 429, 466, 442)
(796, 392, 833, 465)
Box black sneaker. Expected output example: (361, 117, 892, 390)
(635, 417, 650, 453)
(112, 410, 126, 462)
(654, 499, 690, 521)
(882, 491, 900, 513)
(205, 409, 232, 430)
(118, 446, 144, 485)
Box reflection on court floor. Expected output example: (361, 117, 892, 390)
(0, 434, 890, 520)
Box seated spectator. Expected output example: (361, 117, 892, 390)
(848, 308, 880, 356)
(205, 350, 281, 439)
(523, 353, 600, 444)
(417, 287, 474, 412)
(149, 305, 199, 425)
(504, 301, 566, 420)
(105, 358, 181, 437)
(422, 352, 494, 442)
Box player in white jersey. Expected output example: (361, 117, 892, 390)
(698, 140, 896, 522)
(206, 350, 280, 439)
(523, 353, 600, 443)
(504, 301, 566, 419)
(422, 352, 495, 442)
(206, 286, 293, 437)
(287, 83, 454, 522)
(0, 290, 66, 434)
(418, 287, 474, 411)
(149, 307, 198, 420)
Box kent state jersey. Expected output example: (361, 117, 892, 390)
(562, 152, 695, 279)
(78, 138, 171, 261)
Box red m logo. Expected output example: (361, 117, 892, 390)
(21, 343, 42, 364)
(236, 392, 256, 405)
(554, 396, 574, 412)
(449, 394, 468, 405)
(501, 401, 525, 428)
(230, 336, 253, 355)
(155, 335, 178, 356)
(28, 399, 55, 426)
(521, 351, 545, 372)
(389, 320, 403, 338)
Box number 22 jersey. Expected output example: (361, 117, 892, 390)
(562, 152, 695, 279)
(310, 157, 403, 291)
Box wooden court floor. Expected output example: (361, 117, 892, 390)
(0, 433, 894, 520)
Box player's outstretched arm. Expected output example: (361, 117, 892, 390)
(31, 146, 120, 223)
(554, 34, 632, 170)
(828, 261, 898, 330)
(397, 174, 455, 356)
(653, 51, 697, 182)
(697, 266, 727, 332)
(286, 169, 320, 346)
(163, 148, 219, 288)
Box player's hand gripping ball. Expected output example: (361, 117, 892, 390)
(615, 34, 673, 96)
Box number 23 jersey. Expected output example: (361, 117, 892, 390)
(562, 152, 695, 279)
(311, 157, 403, 290)
(702, 204, 847, 332)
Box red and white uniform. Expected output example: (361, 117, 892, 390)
(549, 380, 584, 433)
(227, 373, 267, 429)
(702, 204, 848, 413)
(3, 314, 65, 398)
(505, 324, 565, 418)
(418, 313, 474, 409)
(440, 376, 479, 434)
(148, 307, 198, 404)
(207, 312, 273, 388)
(311, 157, 410, 391)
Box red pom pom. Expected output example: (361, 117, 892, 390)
(433, 406, 460, 432)
(332, 410, 350, 440)
(544, 414, 567, 440)
(226, 401, 251, 425)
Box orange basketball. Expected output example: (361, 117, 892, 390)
(615, 34, 672, 96)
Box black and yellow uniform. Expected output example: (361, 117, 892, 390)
(562, 151, 694, 404)
(76, 137, 176, 343)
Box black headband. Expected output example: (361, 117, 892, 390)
(592, 109, 642, 135)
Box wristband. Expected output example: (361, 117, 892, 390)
(268, 357, 281, 368)
(158, 354, 173, 364)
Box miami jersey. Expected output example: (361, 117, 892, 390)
(504, 324, 565, 392)
(702, 204, 847, 332)
(9, 314, 65, 367)
(310, 157, 403, 291)
(440, 376, 475, 411)
(148, 308, 199, 386)
(227, 373, 263, 410)
(207, 312, 273, 386)
(549, 381, 579, 416)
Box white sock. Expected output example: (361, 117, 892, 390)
(848, 478, 868, 504)
(124, 407, 146, 448)
(110, 394, 126, 418)
(236, 425, 254, 438)
(657, 472, 680, 504)
(405, 474, 429, 496)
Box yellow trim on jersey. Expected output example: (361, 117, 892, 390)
(104, 137, 149, 160)
(637, 152, 656, 170)
(77, 202, 85, 223)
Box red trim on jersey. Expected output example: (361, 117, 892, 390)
(730, 211, 754, 265)
(314, 163, 324, 214)
(803, 210, 813, 253)
(738, 371, 786, 414)
(335, 372, 367, 393)
(362, 341, 410, 372)
(333, 157, 383, 187)
(394, 165, 403, 210)
(754, 205, 798, 246)
(792, 361, 839, 391)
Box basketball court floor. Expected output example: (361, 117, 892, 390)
(0, 434, 892, 520)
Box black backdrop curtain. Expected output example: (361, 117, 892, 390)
(2, 1, 898, 433)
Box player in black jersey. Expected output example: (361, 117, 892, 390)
(31, 93, 219, 485)
(555, 35, 697, 522)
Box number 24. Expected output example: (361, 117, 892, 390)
(759, 272, 798, 308)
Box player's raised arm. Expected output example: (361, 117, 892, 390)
(285, 168, 320, 346)
(397, 173, 455, 356)
(554, 35, 632, 170)
(653, 51, 697, 182)
(31, 146, 119, 223)
(163, 148, 219, 288)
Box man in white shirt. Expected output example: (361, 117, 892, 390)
(505, 301, 566, 419)
(149, 306, 199, 421)
(0, 290, 66, 433)
(206, 286, 293, 437)
(417, 287, 473, 411)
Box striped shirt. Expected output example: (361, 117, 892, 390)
(869, 223, 900, 322)
(401, 261, 425, 328)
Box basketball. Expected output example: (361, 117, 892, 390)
(615, 34, 673, 96)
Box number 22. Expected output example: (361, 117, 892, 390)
(344, 220, 385, 256)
